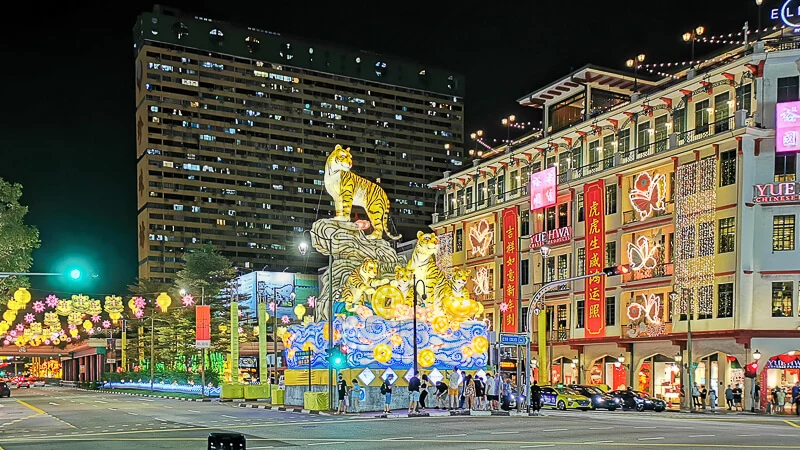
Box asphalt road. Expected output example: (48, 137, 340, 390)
(2, 387, 800, 449)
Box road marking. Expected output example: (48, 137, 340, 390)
(108, 408, 118, 411)
(221, 415, 237, 419)
(520, 446, 555, 449)
(491, 431, 520, 434)
(16, 400, 45, 414)
(737, 434, 759, 437)
(249, 447, 275, 449)
(48, 402, 59, 406)
(94, 400, 107, 404)
(638, 437, 665, 441)
(584, 441, 613, 444)
(589, 426, 613, 430)
(128, 413, 138, 416)
(187, 410, 200, 413)
(785, 420, 800, 429)
(307, 443, 345, 446)
(382, 437, 414, 440)
(154, 418, 167, 422)
(636, 426, 658, 429)
(689, 435, 716, 438)
(542, 429, 567, 432)
(163, 406, 173, 409)
(437, 434, 467, 437)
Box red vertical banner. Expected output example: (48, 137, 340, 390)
(195, 305, 211, 348)
(583, 180, 606, 337)
(502, 206, 519, 332)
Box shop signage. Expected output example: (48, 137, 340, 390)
(530, 166, 558, 211)
(502, 206, 520, 333)
(529, 227, 572, 250)
(771, 1, 800, 29)
(766, 358, 800, 369)
(753, 182, 800, 204)
(239, 356, 257, 368)
(583, 180, 606, 337)
(195, 305, 211, 348)
(500, 360, 517, 370)
(776, 100, 800, 152)
(499, 333, 529, 346)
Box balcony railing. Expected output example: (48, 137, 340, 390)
(435, 115, 740, 224)
(621, 262, 674, 283)
(622, 201, 674, 225)
(548, 328, 569, 342)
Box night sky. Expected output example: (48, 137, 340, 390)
(0, 0, 761, 294)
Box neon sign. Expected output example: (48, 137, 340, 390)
(530, 167, 557, 211)
(753, 182, 800, 204)
(529, 227, 572, 250)
(626, 236, 659, 271)
(777, 101, 800, 153)
(468, 219, 494, 258)
(629, 171, 666, 221)
(771, 1, 800, 28)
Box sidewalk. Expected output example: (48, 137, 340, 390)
(234, 402, 516, 418)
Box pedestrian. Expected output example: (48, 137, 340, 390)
(494, 373, 503, 410)
(753, 382, 761, 412)
(408, 371, 421, 415)
(448, 367, 460, 410)
(793, 382, 800, 414)
(464, 374, 476, 410)
(473, 376, 484, 410)
(778, 388, 787, 414)
(772, 387, 780, 415)
(501, 376, 512, 411)
(692, 383, 701, 409)
(434, 380, 448, 408)
(733, 384, 743, 411)
(278, 374, 285, 390)
(486, 373, 497, 411)
(381, 374, 394, 414)
(700, 385, 708, 409)
(336, 373, 348, 415)
(419, 374, 429, 412)
(725, 384, 734, 410)
(459, 370, 467, 409)
(350, 379, 361, 413)
(531, 380, 542, 415)
(709, 388, 718, 410)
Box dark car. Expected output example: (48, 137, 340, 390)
(568, 384, 620, 410)
(609, 389, 666, 412)
(0, 382, 10, 398)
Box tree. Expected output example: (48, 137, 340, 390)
(176, 244, 237, 299)
(0, 179, 40, 292)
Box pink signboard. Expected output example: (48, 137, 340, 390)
(530, 166, 557, 211)
(777, 101, 800, 153)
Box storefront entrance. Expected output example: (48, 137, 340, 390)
(637, 354, 681, 405)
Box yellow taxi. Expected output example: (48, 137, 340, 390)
(539, 385, 592, 410)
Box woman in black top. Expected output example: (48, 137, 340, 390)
(474, 376, 484, 410)
(419, 374, 429, 411)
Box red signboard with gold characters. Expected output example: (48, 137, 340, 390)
(583, 180, 606, 337)
(502, 206, 519, 332)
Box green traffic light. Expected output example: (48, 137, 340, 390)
(69, 269, 81, 280)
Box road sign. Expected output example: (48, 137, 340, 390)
(106, 359, 117, 364)
(499, 333, 529, 346)
(296, 350, 312, 358)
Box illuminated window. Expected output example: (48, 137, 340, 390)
(605, 242, 616, 267)
(773, 215, 796, 251)
(557, 254, 568, 280)
(217, 219, 226, 226)
(772, 281, 794, 317)
(209, 29, 224, 46)
(617, 128, 631, 154)
(605, 184, 617, 214)
(605, 297, 616, 326)
(576, 247, 585, 277)
(736, 84, 752, 113)
(694, 99, 710, 134)
(775, 154, 797, 182)
(576, 300, 585, 329)
(718, 217, 735, 253)
(375, 61, 387, 77)
(173, 204, 183, 211)
(717, 283, 734, 318)
(720, 149, 736, 186)
(245, 36, 260, 53)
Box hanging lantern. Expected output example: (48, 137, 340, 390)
(83, 320, 93, 331)
(6, 299, 21, 311)
(14, 288, 32, 305)
(3, 310, 17, 322)
(109, 312, 121, 322)
(294, 304, 306, 320)
(69, 328, 78, 337)
(155, 293, 172, 312)
(87, 299, 103, 316)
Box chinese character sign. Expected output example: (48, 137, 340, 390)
(195, 305, 211, 348)
(777, 101, 800, 153)
(502, 206, 519, 332)
(530, 166, 558, 210)
(583, 180, 605, 337)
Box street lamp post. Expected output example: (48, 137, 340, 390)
(625, 54, 646, 94)
(756, 0, 763, 34)
(502, 115, 516, 151)
(684, 294, 695, 412)
(675, 352, 683, 408)
(682, 26, 706, 69)
(412, 278, 428, 375)
(469, 130, 484, 160)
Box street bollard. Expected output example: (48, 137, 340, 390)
(208, 432, 246, 450)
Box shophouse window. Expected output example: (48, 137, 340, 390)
(577, 193, 584, 222)
(773, 215, 796, 251)
(559, 152, 571, 174)
(777, 76, 800, 102)
(577, 247, 585, 276)
(637, 121, 650, 150)
(558, 203, 569, 228)
(772, 281, 794, 317)
(521, 259, 530, 285)
(571, 145, 584, 171)
(497, 174, 505, 201)
(545, 256, 556, 282)
(718, 217, 735, 253)
(735, 83, 752, 113)
(719, 149, 736, 187)
(698, 285, 713, 319)
(546, 155, 556, 169)
(714, 92, 730, 132)
(576, 300, 585, 329)
(775, 154, 797, 182)
(549, 92, 585, 133)
(673, 108, 686, 134)
(499, 263, 503, 288)
(487, 177, 496, 202)
(477, 182, 485, 206)
(602, 135, 615, 168)
(589, 140, 601, 169)
(618, 128, 631, 154)
(545, 206, 557, 231)
(606, 184, 617, 214)
(717, 283, 734, 318)
(510, 170, 518, 192)
(465, 186, 473, 208)
(557, 254, 568, 280)
(521, 210, 530, 236)
(521, 165, 531, 189)
(654, 115, 669, 143)
(606, 242, 616, 267)
(695, 99, 710, 134)
(605, 296, 616, 326)
(455, 228, 463, 252)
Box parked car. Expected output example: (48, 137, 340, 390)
(608, 389, 667, 412)
(31, 378, 46, 387)
(567, 384, 620, 410)
(540, 386, 592, 410)
(15, 377, 31, 389)
(0, 381, 10, 398)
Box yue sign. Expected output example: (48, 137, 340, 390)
(753, 182, 800, 204)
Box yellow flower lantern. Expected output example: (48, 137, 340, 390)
(128, 298, 137, 312)
(418, 349, 436, 368)
(14, 288, 32, 305)
(3, 310, 17, 322)
(0, 322, 8, 333)
(277, 326, 288, 336)
(52, 338, 61, 345)
(294, 304, 306, 320)
(69, 328, 79, 338)
(155, 292, 171, 312)
(83, 320, 93, 331)
(109, 312, 122, 322)
(373, 343, 393, 363)
(219, 324, 228, 332)
(6, 299, 21, 311)
(471, 336, 489, 354)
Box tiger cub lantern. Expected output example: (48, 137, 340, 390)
(438, 267, 484, 323)
(340, 258, 389, 316)
(324, 145, 401, 240)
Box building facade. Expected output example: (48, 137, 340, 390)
(133, 7, 464, 282)
(429, 36, 800, 408)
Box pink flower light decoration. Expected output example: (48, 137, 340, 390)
(269, 302, 276, 313)
(238, 310, 244, 317)
(33, 301, 45, 313)
(238, 327, 244, 334)
(45, 339, 51, 345)
(102, 320, 111, 329)
(91, 315, 101, 323)
(281, 315, 290, 324)
(66, 337, 72, 342)
(9, 331, 17, 337)
(59, 330, 66, 336)
(88, 329, 95, 335)
(134, 309, 144, 319)
(181, 294, 195, 307)
(16, 324, 24, 332)
(307, 296, 316, 308)
(134, 297, 146, 309)
(45, 295, 59, 308)
(68, 324, 77, 330)
(499, 302, 509, 313)
(24, 313, 35, 323)
(3, 340, 9, 346)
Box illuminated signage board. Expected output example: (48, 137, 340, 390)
(529, 227, 572, 250)
(753, 182, 800, 204)
(771, 1, 800, 28)
(530, 167, 557, 211)
(776, 101, 800, 153)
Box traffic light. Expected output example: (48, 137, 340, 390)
(326, 346, 347, 369)
(69, 269, 81, 280)
(602, 264, 631, 276)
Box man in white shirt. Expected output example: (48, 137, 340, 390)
(448, 366, 461, 410)
(486, 373, 497, 410)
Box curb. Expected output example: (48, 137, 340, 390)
(236, 403, 330, 416)
(76, 388, 216, 402)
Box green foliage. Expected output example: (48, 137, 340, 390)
(176, 244, 236, 299)
(103, 369, 220, 387)
(0, 179, 40, 293)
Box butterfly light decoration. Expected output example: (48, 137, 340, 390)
(468, 219, 494, 257)
(627, 293, 662, 324)
(627, 235, 659, 271)
(472, 267, 491, 296)
(629, 171, 666, 221)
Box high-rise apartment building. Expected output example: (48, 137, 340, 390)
(134, 7, 464, 282)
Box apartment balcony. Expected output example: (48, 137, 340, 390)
(621, 262, 674, 283)
(548, 328, 570, 342)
